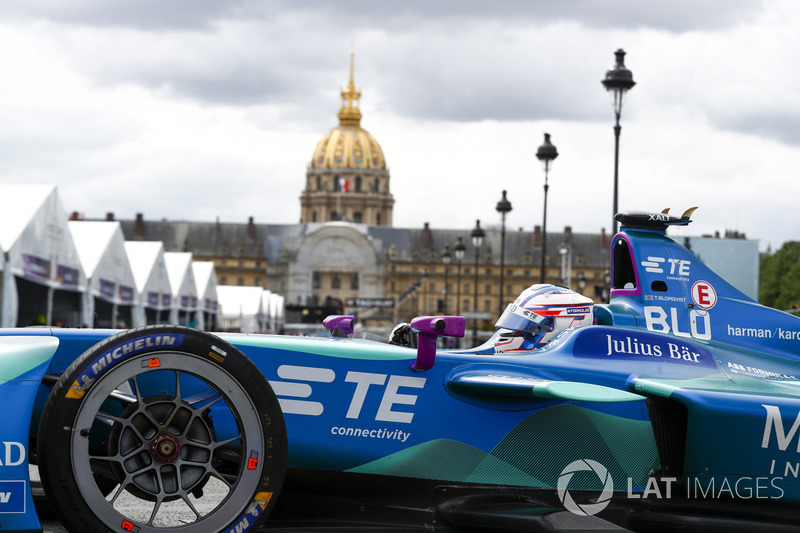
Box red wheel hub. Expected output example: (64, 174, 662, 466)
(151, 434, 180, 463)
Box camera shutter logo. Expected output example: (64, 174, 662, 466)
(557, 459, 614, 516)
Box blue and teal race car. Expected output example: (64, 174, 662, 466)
(1, 209, 798, 532)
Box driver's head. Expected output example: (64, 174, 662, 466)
(494, 284, 593, 353)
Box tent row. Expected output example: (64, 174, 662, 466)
(0, 184, 284, 332)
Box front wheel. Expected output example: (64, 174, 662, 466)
(38, 325, 286, 533)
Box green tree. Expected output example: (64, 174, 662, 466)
(760, 241, 800, 311)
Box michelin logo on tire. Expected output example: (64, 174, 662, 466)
(557, 459, 614, 516)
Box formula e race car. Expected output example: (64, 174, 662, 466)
(2, 209, 800, 533)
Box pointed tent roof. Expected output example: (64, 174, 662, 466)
(217, 285, 264, 333)
(192, 261, 218, 309)
(124, 241, 165, 293)
(0, 184, 55, 252)
(164, 252, 197, 309)
(217, 286, 264, 318)
(68, 221, 122, 278)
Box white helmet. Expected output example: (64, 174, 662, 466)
(494, 284, 594, 353)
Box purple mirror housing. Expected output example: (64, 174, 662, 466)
(409, 316, 466, 371)
(322, 315, 355, 337)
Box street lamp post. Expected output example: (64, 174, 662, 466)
(536, 133, 558, 284)
(495, 190, 512, 318)
(442, 246, 452, 314)
(602, 49, 636, 235)
(471, 220, 485, 346)
(577, 271, 587, 296)
(454, 237, 465, 316)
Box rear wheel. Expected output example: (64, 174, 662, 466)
(38, 325, 286, 533)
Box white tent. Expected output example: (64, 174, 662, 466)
(69, 221, 137, 328)
(192, 261, 218, 331)
(0, 185, 87, 327)
(164, 252, 198, 326)
(272, 293, 286, 333)
(260, 290, 272, 333)
(217, 286, 265, 333)
(124, 241, 172, 327)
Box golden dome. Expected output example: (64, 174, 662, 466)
(309, 54, 387, 170)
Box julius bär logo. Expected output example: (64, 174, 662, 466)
(557, 459, 614, 516)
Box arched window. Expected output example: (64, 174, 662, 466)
(376, 213, 382, 226)
(355, 176, 362, 192)
(316, 176, 322, 190)
(374, 178, 379, 192)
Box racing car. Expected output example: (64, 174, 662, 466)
(1, 208, 799, 532)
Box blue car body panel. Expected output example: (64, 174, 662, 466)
(1, 211, 800, 529)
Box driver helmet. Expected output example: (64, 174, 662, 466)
(494, 284, 594, 353)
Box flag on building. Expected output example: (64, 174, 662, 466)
(338, 178, 349, 192)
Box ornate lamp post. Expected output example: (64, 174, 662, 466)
(577, 271, 587, 296)
(495, 190, 512, 318)
(442, 246, 452, 314)
(454, 237, 465, 315)
(602, 49, 636, 235)
(536, 133, 558, 284)
(471, 220, 485, 346)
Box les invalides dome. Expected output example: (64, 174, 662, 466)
(300, 54, 394, 226)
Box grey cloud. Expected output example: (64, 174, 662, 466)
(7, 0, 763, 34)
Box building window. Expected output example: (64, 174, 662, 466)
(237, 277, 244, 286)
(351, 273, 359, 289)
(334, 176, 341, 191)
(220, 276, 227, 284)
(255, 278, 261, 286)
(316, 175, 322, 190)
(376, 213, 381, 225)
(312, 271, 321, 289)
(354, 212, 363, 223)
(355, 176, 362, 192)
(312, 211, 317, 222)
(485, 284, 491, 295)
(484, 300, 491, 312)
(373, 178, 379, 192)
(332, 272, 341, 289)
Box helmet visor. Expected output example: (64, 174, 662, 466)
(495, 303, 551, 336)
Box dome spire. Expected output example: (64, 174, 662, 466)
(338, 52, 362, 126)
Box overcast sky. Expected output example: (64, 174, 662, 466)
(1, 0, 797, 252)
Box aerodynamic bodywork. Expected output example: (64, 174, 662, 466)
(1, 209, 799, 532)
